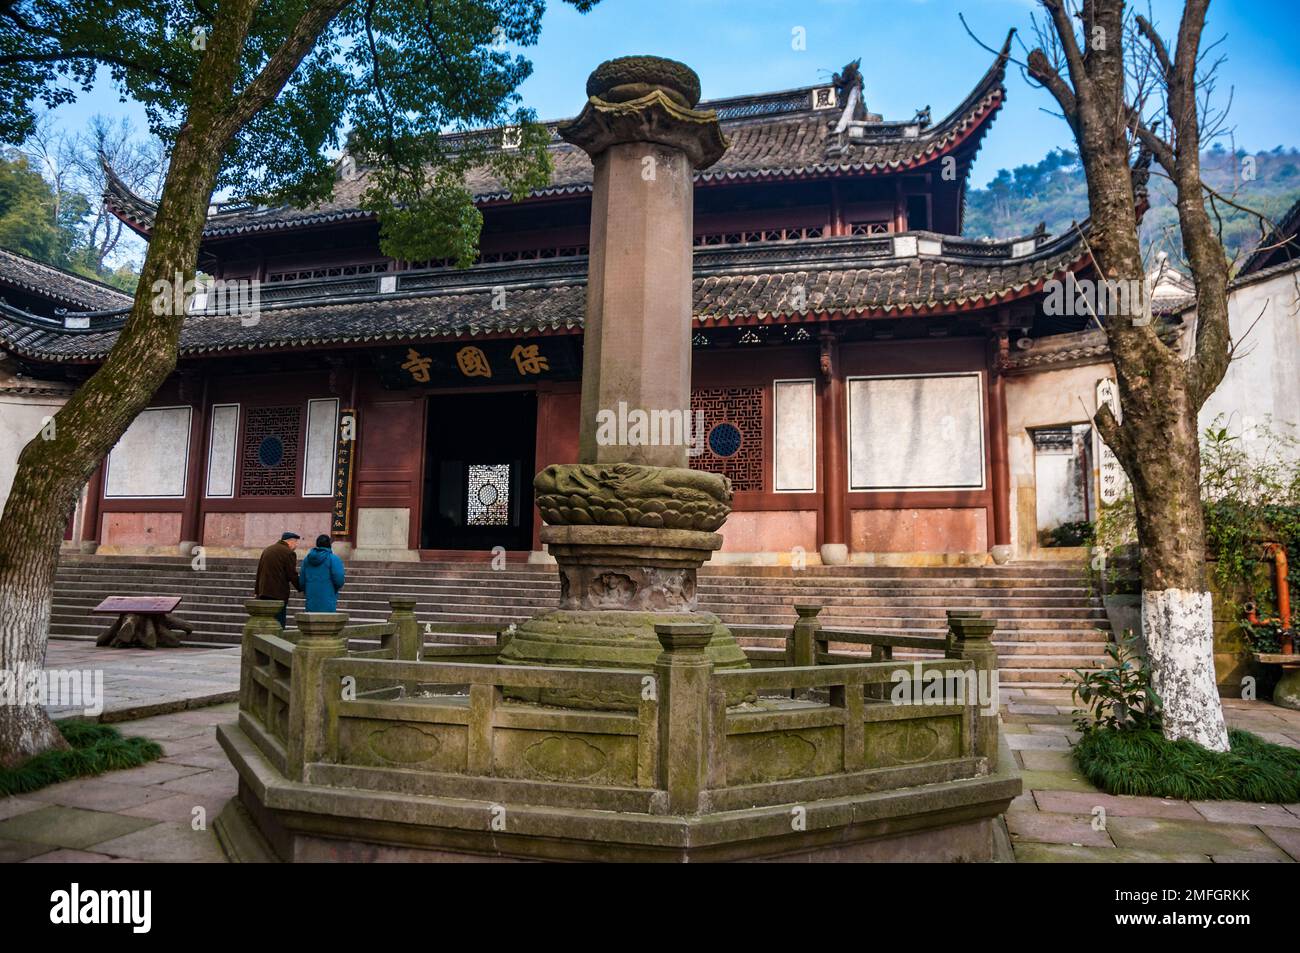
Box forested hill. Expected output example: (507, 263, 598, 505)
(964, 145, 1300, 267)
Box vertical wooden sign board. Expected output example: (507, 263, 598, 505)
(1095, 379, 1128, 506)
(332, 408, 358, 536)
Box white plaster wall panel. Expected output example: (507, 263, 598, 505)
(302, 398, 339, 497)
(105, 405, 192, 498)
(206, 403, 240, 498)
(848, 373, 984, 490)
(0, 396, 65, 510)
(773, 379, 816, 491)
(1199, 268, 1300, 459)
(1034, 452, 1082, 530)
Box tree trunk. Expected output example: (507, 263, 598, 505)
(1122, 367, 1229, 751)
(1025, 0, 1232, 753)
(0, 0, 264, 767)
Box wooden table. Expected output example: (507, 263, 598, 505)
(94, 596, 194, 649)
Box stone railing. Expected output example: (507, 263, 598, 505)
(234, 602, 1001, 813)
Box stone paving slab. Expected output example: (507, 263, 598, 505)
(1261, 827, 1300, 860)
(1005, 733, 1072, 750)
(1191, 800, 1300, 828)
(1034, 790, 1202, 821)
(0, 805, 157, 849)
(1006, 811, 1113, 847)
(43, 640, 239, 722)
(1014, 843, 1212, 863)
(91, 821, 228, 863)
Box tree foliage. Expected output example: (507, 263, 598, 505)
(0, 149, 89, 265)
(0, 0, 596, 266)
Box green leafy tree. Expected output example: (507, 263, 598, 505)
(0, 150, 87, 264)
(0, 0, 595, 767)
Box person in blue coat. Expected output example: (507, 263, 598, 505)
(299, 534, 346, 612)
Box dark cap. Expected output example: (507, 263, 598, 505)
(280, 532, 301, 541)
(316, 534, 333, 548)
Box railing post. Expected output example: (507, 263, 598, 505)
(287, 611, 349, 782)
(241, 599, 283, 712)
(654, 623, 715, 814)
(946, 609, 999, 761)
(790, 603, 823, 667)
(384, 596, 421, 660)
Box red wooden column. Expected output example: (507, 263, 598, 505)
(81, 461, 105, 550)
(179, 370, 208, 554)
(818, 330, 848, 565)
(987, 327, 1012, 562)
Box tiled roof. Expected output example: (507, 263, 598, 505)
(104, 40, 1011, 240)
(1238, 195, 1300, 276)
(0, 227, 1088, 364)
(0, 248, 133, 313)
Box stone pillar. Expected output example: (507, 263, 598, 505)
(286, 611, 348, 781)
(654, 623, 714, 814)
(498, 57, 749, 708)
(789, 603, 823, 668)
(240, 599, 284, 713)
(564, 57, 726, 468)
(383, 596, 421, 661)
(946, 609, 999, 761)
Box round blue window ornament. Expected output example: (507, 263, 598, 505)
(708, 422, 743, 458)
(258, 435, 285, 468)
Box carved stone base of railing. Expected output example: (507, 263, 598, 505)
(497, 523, 750, 709)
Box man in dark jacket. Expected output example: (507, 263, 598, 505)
(255, 532, 302, 627)
(299, 535, 346, 612)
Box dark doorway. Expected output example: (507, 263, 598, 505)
(420, 391, 537, 551)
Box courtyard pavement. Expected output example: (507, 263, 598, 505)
(42, 639, 239, 721)
(3, 650, 1299, 862)
(1001, 687, 1300, 863)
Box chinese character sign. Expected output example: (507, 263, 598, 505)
(332, 408, 358, 535)
(1094, 379, 1128, 506)
(373, 338, 580, 389)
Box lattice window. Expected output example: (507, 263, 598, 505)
(849, 221, 890, 236)
(692, 225, 825, 247)
(240, 406, 302, 496)
(690, 387, 764, 492)
(267, 261, 391, 283)
(466, 464, 511, 525)
(409, 244, 589, 270)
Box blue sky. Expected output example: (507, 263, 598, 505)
(46, 0, 1300, 190)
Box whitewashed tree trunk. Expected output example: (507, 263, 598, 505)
(1141, 588, 1229, 751)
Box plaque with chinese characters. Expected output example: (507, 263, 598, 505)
(1094, 379, 1128, 506)
(373, 337, 581, 389)
(332, 408, 358, 535)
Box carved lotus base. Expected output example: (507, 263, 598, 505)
(533, 463, 733, 532)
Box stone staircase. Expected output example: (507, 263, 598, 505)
(49, 555, 1111, 689)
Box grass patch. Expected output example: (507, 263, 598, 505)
(1073, 727, 1300, 802)
(0, 720, 163, 797)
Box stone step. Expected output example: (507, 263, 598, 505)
(51, 555, 1111, 675)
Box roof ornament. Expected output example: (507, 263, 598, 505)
(831, 59, 866, 134)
